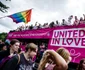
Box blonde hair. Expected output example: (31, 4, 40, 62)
(25, 43, 38, 52)
(56, 48, 70, 62)
(38, 48, 70, 70)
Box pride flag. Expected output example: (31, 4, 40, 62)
(8, 9, 32, 24)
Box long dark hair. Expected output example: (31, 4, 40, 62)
(77, 58, 85, 70)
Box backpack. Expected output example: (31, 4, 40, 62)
(0, 54, 20, 70)
(0, 56, 12, 69)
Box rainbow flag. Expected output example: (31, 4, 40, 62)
(8, 9, 32, 24)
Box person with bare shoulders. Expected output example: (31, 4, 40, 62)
(38, 48, 71, 70)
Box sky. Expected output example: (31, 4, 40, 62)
(0, 0, 85, 33)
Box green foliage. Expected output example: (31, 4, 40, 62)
(0, 32, 7, 42)
(0, 0, 11, 13)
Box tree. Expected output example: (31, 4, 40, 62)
(0, 0, 11, 13)
(0, 32, 7, 42)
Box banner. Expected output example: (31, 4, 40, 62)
(51, 28, 85, 48)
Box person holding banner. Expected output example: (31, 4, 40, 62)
(38, 48, 71, 70)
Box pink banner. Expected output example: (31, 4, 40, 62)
(7, 28, 53, 39)
(7, 24, 85, 63)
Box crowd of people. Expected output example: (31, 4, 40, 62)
(9, 14, 85, 32)
(0, 39, 85, 70)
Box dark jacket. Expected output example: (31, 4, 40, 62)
(0, 48, 10, 60)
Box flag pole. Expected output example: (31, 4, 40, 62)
(0, 15, 8, 19)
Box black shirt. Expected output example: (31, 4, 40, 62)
(17, 53, 34, 70)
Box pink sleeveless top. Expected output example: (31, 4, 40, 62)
(45, 64, 55, 70)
